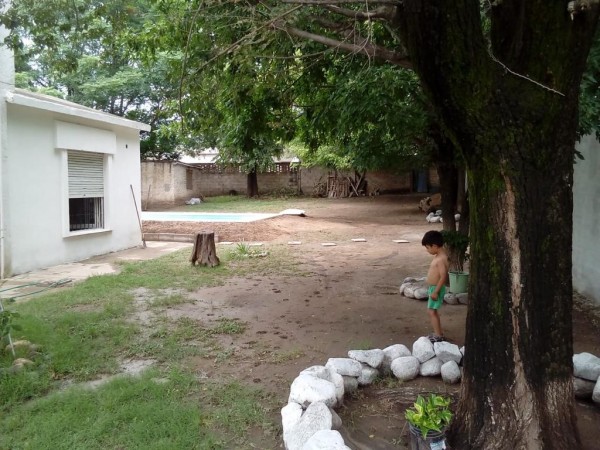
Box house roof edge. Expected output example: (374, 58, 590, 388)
(5, 88, 151, 131)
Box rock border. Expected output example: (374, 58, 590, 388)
(282, 342, 600, 450)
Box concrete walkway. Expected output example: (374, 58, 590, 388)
(0, 242, 191, 301)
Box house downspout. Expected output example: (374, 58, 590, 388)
(0, 0, 15, 279)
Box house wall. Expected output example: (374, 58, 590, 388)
(3, 104, 143, 276)
(573, 135, 600, 306)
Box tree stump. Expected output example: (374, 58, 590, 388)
(190, 232, 220, 267)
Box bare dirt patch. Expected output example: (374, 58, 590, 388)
(143, 194, 600, 449)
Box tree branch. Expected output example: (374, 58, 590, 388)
(282, 0, 400, 5)
(324, 5, 397, 21)
(274, 22, 412, 68)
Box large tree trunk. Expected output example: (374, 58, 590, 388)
(397, 1, 599, 448)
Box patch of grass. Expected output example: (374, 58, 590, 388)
(213, 348, 235, 363)
(267, 349, 305, 364)
(223, 245, 303, 277)
(1, 245, 291, 447)
(149, 292, 193, 308)
(210, 318, 246, 335)
(0, 369, 222, 449)
(201, 380, 279, 438)
(170, 195, 327, 213)
(349, 339, 375, 350)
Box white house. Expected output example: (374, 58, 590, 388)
(0, 22, 150, 278)
(573, 135, 600, 306)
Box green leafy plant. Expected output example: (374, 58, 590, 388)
(441, 230, 470, 272)
(405, 394, 453, 438)
(230, 243, 268, 259)
(1, 299, 21, 343)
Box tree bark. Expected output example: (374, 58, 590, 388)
(396, 1, 599, 448)
(247, 168, 259, 198)
(190, 232, 220, 267)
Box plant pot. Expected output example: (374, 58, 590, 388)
(448, 271, 469, 294)
(408, 423, 448, 450)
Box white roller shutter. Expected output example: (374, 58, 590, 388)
(68, 151, 104, 198)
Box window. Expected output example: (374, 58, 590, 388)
(68, 151, 105, 231)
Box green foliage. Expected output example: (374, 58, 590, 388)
(580, 29, 600, 139)
(295, 62, 433, 172)
(441, 229, 470, 272)
(0, 302, 21, 344)
(1, 0, 185, 159)
(405, 394, 453, 438)
(230, 242, 267, 259)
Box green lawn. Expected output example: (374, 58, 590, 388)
(0, 243, 298, 449)
(167, 194, 330, 213)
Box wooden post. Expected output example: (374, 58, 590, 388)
(190, 232, 220, 267)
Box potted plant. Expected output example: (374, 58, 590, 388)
(405, 393, 453, 449)
(441, 229, 469, 294)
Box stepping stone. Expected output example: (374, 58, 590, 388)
(322, 243, 337, 247)
(288, 241, 302, 245)
(249, 243, 264, 247)
(217, 241, 234, 245)
(392, 239, 409, 243)
(351, 238, 367, 242)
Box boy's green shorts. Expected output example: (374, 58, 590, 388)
(427, 285, 445, 310)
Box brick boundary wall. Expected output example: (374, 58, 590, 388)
(141, 161, 439, 209)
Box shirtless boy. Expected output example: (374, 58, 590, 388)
(421, 230, 449, 343)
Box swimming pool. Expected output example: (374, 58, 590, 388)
(141, 211, 279, 223)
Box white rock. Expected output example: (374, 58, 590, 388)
(402, 277, 420, 283)
(282, 402, 304, 432)
(412, 337, 435, 363)
(348, 349, 384, 368)
(456, 293, 469, 304)
(358, 364, 379, 386)
(573, 353, 600, 381)
(329, 408, 343, 430)
(444, 292, 458, 305)
(404, 286, 416, 298)
(381, 344, 411, 374)
(300, 366, 332, 379)
(441, 361, 462, 384)
(342, 376, 358, 394)
(326, 358, 362, 377)
(420, 357, 442, 376)
(391, 356, 420, 381)
(399, 282, 409, 295)
(301, 430, 350, 450)
(330, 372, 345, 406)
(593, 377, 600, 404)
(414, 288, 429, 300)
(288, 374, 338, 408)
(429, 216, 441, 223)
(283, 402, 333, 450)
(434, 341, 462, 364)
(573, 377, 596, 399)
(300, 366, 344, 404)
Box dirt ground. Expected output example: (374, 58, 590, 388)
(143, 194, 600, 449)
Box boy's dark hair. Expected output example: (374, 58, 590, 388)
(422, 230, 444, 247)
